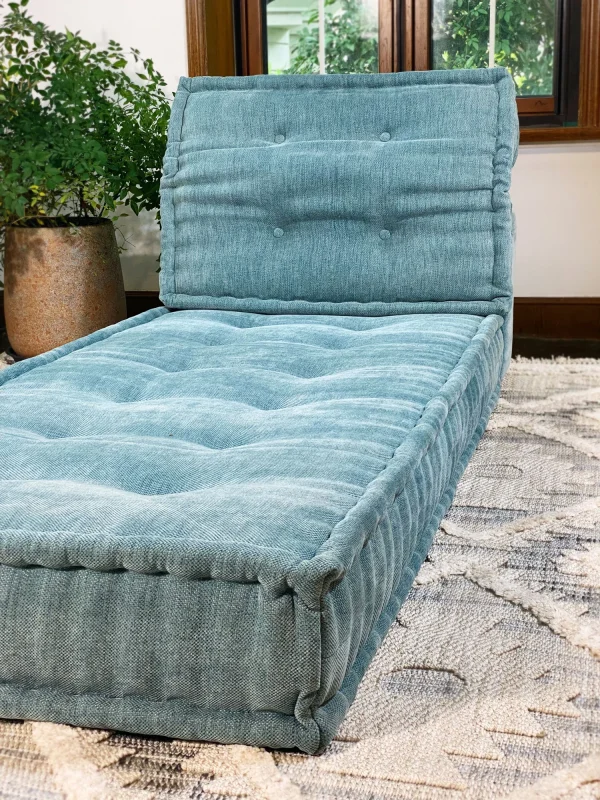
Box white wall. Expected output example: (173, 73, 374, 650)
(512, 143, 600, 296)
(25, 0, 186, 94)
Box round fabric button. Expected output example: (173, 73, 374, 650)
(274, 134, 286, 144)
(380, 132, 391, 142)
(379, 229, 391, 240)
(273, 227, 284, 238)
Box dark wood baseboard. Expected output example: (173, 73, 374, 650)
(125, 290, 165, 317)
(512, 336, 600, 358)
(514, 297, 600, 340)
(1, 293, 599, 356)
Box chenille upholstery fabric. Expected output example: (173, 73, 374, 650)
(160, 71, 517, 315)
(0, 69, 518, 753)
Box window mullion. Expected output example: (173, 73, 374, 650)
(488, 0, 496, 67)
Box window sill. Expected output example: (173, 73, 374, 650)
(520, 126, 600, 143)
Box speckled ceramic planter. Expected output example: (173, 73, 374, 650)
(4, 218, 126, 358)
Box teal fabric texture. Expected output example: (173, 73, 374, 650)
(0, 69, 518, 753)
(160, 69, 517, 321)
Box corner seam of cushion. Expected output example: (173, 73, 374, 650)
(169, 87, 191, 298)
(290, 589, 328, 753)
(302, 323, 504, 752)
(490, 79, 502, 304)
(315, 366, 504, 740)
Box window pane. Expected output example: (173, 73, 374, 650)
(266, 0, 378, 75)
(431, 0, 555, 96)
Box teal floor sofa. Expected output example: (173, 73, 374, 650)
(0, 69, 518, 754)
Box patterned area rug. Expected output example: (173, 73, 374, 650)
(0, 357, 599, 799)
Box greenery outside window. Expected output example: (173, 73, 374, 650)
(430, 0, 580, 124)
(265, 0, 379, 75)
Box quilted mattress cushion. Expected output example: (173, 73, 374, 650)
(160, 68, 518, 318)
(0, 307, 504, 753)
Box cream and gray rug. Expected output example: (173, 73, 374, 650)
(0, 356, 599, 799)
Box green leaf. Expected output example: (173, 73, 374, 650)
(0, 1, 170, 228)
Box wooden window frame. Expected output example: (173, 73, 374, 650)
(236, 0, 267, 75)
(186, 0, 237, 77)
(191, 0, 600, 142)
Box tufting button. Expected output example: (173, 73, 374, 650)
(274, 134, 286, 144)
(273, 227, 284, 238)
(379, 229, 391, 240)
(380, 132, 391, 142)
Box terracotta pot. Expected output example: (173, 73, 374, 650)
(3, 218, 127, 358)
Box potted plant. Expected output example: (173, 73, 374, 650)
(0, 0, 170, 357)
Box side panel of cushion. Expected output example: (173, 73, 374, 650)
(306, 321, 504, 747)
(0, 568, 301, 724)
(159, 69, 517, 315)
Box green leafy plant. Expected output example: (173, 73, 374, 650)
(287, 0, 378, 75)
(0, 0, 171, 234)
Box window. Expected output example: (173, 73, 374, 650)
(219, 0, 600, 140)
(265, 0, 379, 75)
(431, 0, 556, 97)
(260, 0, 578, 124)
(428, 0, 579, 124)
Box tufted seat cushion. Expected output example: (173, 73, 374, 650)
(0, 306, 504, 752)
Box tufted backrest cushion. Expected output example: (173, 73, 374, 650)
(159, 69, 518, 317)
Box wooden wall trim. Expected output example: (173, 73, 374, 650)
(205, 0, 236, 77)
(239, 0, 265, 75)
(520, 126, 600, 143)
(186, 0, 236, 77)
(517, 97, 556, 115)
(400, 0, 414, 71)
(412, 0, 429, 71)
(379, 0, 398, 73)
(185, 0, 207, 77)
(514, 297, 600, 340)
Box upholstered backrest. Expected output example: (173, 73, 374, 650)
(159, 68, 518, 317)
